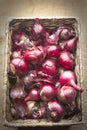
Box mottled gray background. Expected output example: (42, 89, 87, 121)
(0, 0, 87, 130)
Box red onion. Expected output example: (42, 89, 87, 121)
(13, 98, 27, 119)
(56, 25, 76, 40)
(58, 51, 75, 69)
(23, 46, 45, 64)
(11, 30, 30, 51)
(65, 36, 78, 52)
(46, 45, 60, 58)
(59, 70, 84, 92)
(10, 81, 26, 99)
(40, 84, 56, 101)
(10, 57, 28, 75)
(31, 18, 45, 40)
(42, 59, 57, 76)
(47, 100, 65, 121)
(56, 85, 77, 109)
(25, 88, 40, 101)
(46, 32, 58, 45)
(23, 70, 37, 87)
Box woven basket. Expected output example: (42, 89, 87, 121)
(4, 17, 84, 127)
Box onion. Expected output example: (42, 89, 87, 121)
(56, 25, 76, 40)
(46, 45, 60, 58)
(46, 32, 58, 45)
(65, 36, 78, 52)
(47, 100, 65, 121)
(59, 70, 84, 92)
(58, 51, 75, 69)
(13, 98, 27, 119)
(23, 46, 45, 64)
(10, 80, 26, 99)
(56, 85, 77, 109)
(25, 88, 40, 101)
(23, 70, 37, 87)
(31, 18, 45, 40)
(11, 30, 30, 51)
(10, 57, 28, 75)
(42, 59, 57, 76)
(40, 83, 56, 101)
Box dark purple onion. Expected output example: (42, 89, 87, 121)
(47, 100, 65, 121)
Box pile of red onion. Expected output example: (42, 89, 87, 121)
(9, 18, 84, 122)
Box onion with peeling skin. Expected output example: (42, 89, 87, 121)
(11, 30, 30, 51)
(10, 81, 26, 99)
(56, 85, 77, 109)
(56, 25, 76, 41)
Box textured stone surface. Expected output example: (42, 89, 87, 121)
(0, 0, 87, 130)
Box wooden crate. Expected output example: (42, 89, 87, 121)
(3, 17, 86, 127)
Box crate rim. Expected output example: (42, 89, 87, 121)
(3, 17, 85, 127)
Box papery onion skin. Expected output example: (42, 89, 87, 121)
(10, 81, 26, 99)
(11, 30, 30, 51)
(26, 101, 36, 117)
(56, 25, 76, 41)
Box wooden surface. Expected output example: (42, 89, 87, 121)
(0, 0, 87, 130)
